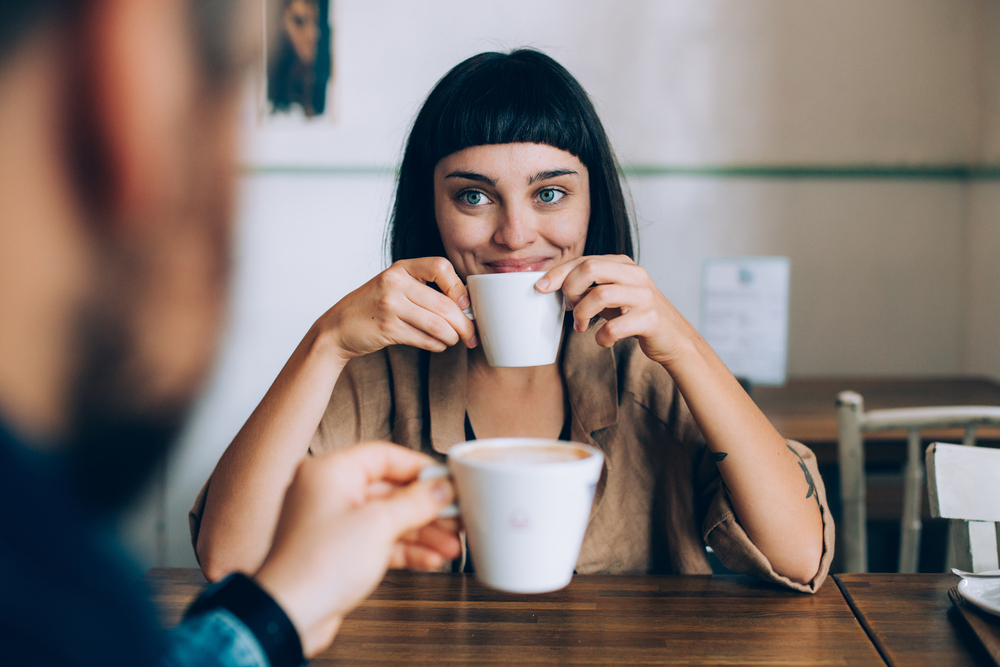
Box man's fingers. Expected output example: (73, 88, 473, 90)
(375, 476, 456, 540)
(320, 442, 438, 489)
(402, 522, 462, 560)
(393, 543, 446, 571)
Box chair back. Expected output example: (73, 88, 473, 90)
(926, 443, 1000, 573)
(837, 391, 1000, 573)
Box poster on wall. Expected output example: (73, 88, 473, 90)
(264, 0, 333, 120)
(242, 0, 341, 167)
(700, 257, 790, 387)
(248, 0, 336, 131)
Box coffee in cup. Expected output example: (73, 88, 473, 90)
(422, 438, 603, 594)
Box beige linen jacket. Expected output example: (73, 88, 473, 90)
(190, 325, 834, 593)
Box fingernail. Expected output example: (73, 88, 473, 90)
(467, 335, 478, 348)
(575, 319, 585, 333)
(432, 480, 453, 504)
(535, 277, 549, 291)
(458, 294, 470, 308)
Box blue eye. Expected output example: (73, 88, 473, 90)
(538, 188, 565, 203)
(461, 191, 489, 206)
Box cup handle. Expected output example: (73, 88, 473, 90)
(418, 464, 459, 518)
(462, 305, 475, 321)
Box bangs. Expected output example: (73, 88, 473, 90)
(390, 49, 634, 264)
(419, 51, 595, 168)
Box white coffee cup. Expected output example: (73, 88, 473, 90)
(464, 271, 564, 367)
(421, 438, 603, 594)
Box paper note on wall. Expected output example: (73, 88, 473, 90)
(701, 257, 790, 386)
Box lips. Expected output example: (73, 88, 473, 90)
(484, 257, 552, 273)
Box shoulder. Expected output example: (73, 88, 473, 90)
(0, 440, 163, 664)
(336, 346, 426, 393)
(316, 346, 429, 452)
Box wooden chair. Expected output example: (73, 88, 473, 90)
(926, 443, 1000, 573)
(837, 391, 1000, 573)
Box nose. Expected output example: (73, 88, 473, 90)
(493, 202, 537, 250)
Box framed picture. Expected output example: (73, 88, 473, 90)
(257, 0, 335, 124)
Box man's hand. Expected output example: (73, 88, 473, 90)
(252, 443, 459, 657)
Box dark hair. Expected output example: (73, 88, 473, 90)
(388, 49, 635, 264)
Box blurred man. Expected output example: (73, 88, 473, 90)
(0, 1, 459, 665)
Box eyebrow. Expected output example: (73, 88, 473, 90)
(528, 169, 578, 185)
(444, 171, 497, 187)
(444, 168, 580, 188)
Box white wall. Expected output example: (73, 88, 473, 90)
(963, 0, 1000, 380)
(117, 0, 1000, 569)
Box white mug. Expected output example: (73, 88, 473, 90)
(465, 271, 564, 367)
(421, 438, 603, 594)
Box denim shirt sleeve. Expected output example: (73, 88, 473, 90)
(162, 610, 273, 667)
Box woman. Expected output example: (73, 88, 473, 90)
(193, 49, 832, 592)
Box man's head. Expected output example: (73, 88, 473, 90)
(0, 0, 252, 509)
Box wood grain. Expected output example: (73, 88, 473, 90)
(144, 568, 883, 665)
(835, 573, 997, 667)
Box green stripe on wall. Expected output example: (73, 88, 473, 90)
(242, 163, 1000, 180)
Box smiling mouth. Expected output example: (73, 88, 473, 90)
(484, 257, 552, 273)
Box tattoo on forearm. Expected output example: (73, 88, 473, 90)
(786, 444, 820, 505)
(711, 452, 728, 462)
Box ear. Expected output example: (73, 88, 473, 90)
(84, 0, 197, 224)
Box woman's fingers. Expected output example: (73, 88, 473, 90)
(562, 259, 646, 309)
(402, 282, 477, 348)
(571, 284, 645, 331)
(536, 255, 635, 300)
(386, 258, 476, 348)
(402, 257, 470, 311)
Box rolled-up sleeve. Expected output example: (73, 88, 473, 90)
(163, 610, 270, 667)
(699, 439, 835, 594)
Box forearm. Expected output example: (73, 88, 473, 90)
(198, 321, 347, 580)
(663, 334, 823, 584)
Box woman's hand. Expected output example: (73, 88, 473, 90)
(322, 257, 477, 363)
(540, 256, 824, 585)
(535, 255, 697, 367)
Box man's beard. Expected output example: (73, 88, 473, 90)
(64, 279, 195, 514)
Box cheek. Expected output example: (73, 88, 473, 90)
(551, 204, 590, 256)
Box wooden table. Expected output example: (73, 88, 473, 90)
(144, 568, 883, 665)
(835, 573, 997, 667)
(755, 377, 1000, 464)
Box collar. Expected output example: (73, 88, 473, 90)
(428, 341, 469, 455)
(562, 324, 619, 440)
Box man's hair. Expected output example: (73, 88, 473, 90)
(388, 49, 636, 265)
(0, 0, 240, 84)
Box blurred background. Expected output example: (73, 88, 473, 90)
(119, 0, 1000, 572)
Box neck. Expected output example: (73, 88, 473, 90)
(0, 30, 92, 446)
(467, 344, 562, 387)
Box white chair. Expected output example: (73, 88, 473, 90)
(926, 443, 1000, 573)
(837, 391, 1000, 573)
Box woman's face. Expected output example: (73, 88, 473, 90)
(284, 0, 320, 65)
(433, 143, 590, 279)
